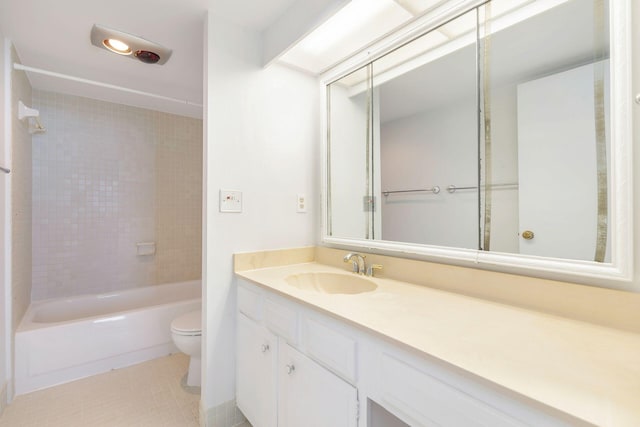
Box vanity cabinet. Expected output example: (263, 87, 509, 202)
(236, 313, 277, 427)
(236, 278, 582, 427)
(236, 285, 358, 427)
(278, 343, 358, 427)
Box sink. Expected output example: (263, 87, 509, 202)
(284, 272, 377, 295)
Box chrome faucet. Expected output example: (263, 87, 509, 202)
(343, 253, 366, 275)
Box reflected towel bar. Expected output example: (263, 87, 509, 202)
(0, 166, 9, 174)
(447, 183, 518, 193)
(383, 186, 440, 196)
(382, 184, 518, 196)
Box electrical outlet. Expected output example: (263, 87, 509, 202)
(297, 194, 307, 213)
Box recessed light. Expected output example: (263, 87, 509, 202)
(103, 38, 132, 55)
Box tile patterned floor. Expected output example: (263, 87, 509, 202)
(0, 354, 200, 427)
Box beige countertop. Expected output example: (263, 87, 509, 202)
(235, 260, 640, 427)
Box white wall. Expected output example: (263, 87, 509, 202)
(631, 0, 640, 293)
(203, 12, 318, 416)
(0, 33, 8, 414)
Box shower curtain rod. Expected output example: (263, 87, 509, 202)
(13, 63, 203, 108)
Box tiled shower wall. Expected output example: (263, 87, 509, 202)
(155, 116, 202, 284)
(31, 91, 202, 300)
(11, 47, 32, 329)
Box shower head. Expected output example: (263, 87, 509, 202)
(18, 101, 46, 134)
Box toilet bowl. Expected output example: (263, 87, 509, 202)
(171, 309, 202, 387)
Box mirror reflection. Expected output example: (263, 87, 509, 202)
(327, 65, 377, 240)
(327, 0, 611, 263)
(378, 8, 479, 250)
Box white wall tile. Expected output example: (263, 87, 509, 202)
(11, 46, 32, 330)
(31, 91, 202, 300)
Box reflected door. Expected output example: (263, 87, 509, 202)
(516, 61, 609, 261)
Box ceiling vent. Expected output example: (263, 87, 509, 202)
(90, 24, 172, 65)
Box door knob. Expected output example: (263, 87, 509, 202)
(261, 344, 270, 353)
(285, 364, 295, 375)
(521, 230, 534, 240)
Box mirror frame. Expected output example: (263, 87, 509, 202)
(320, 0, 633, 286)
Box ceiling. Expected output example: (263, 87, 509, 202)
(0, 0, 298, 118)
(378, 0, 607, 123)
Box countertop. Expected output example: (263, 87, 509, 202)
(236, 261, 640, 427)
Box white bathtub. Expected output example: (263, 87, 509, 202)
(15, 280, 201, 395)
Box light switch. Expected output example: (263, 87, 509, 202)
(220, 190, 242, 213)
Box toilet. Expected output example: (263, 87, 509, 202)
(171, 309, 202, 387)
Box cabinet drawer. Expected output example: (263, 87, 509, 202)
(265, 298, 298, 344)
(380, 353, 527, 427)
(237, 284, 263, 321)
(302, 317, 356, 384)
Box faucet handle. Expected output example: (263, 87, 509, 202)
(366, 264, 383, 277)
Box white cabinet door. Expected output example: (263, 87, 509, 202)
(278, 342, 358, 427)
(237, 312, 278, 427)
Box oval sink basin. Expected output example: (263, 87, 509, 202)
(284, 272, 377, 295)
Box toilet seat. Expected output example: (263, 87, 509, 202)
(171, 310, 201, 336)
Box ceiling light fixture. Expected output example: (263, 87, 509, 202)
(295, 0, 398, 55)
(279, 0, 413, 74)
(90, 24, 172, 65)
(103, 38, 132, 55)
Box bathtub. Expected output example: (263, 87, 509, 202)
(15, 280, 201, 395)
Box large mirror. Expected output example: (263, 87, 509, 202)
(324, 0, 632, 281)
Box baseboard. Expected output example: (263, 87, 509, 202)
(200, 401, 207, 427)
(0, 380, 7, 417)
(200, 399, 247, 427)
